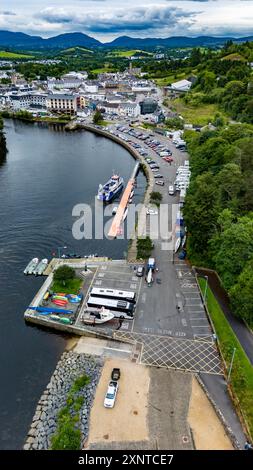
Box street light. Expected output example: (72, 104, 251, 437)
(203, 275, 208, 304)
(57, 245, 67, 259)
(227, 347, 236, 383)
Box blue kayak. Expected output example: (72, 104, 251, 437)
(29, 306, 73, 314)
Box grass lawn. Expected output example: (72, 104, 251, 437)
(172, 98, 227, 126)
(199, 278, 253, 439)
(153, 72, 188, 87)
(51, 278, 83, 295)
(61, 47, 93, 54)
(107, 49, 152, 58)
(221, 53, 246, 62)
(0, 50, 34, 59)
(91, 67, 115, 74)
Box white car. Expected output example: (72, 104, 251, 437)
(104, 381, 119, 408)
(147, 208, 158, 215)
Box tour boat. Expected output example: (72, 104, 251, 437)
(97, 174, 124, 202)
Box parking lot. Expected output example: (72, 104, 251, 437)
(75, 261, 143, 332)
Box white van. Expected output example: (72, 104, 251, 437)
(169, 185, 175, 195)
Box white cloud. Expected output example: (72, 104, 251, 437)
(0, 1, 252, 39)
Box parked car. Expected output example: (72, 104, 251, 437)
(104, 381, 119, 408)
(111, 368, 121, 380)
(156, 180, 164, 186)
(136, 266, 144, 277)
(169, 185, 175, 195)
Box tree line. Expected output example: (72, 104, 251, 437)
(183, 123, 253, 325)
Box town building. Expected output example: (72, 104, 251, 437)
(118, 102, 141, 118)
(47, 78, 82, 91)
(46, 94, 77, 115)
(140, 98, 158, 115)
(9, 92, 47, 110)
(170, 79, 192, 92)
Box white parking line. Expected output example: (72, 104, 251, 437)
(192, 325, 210, 328)
(186, 304, 203, 307)
(190, 318, 208, 321)
(98, 270, 134, 276)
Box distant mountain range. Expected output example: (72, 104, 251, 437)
(0, 30, 252, 50)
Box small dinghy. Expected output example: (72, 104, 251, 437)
(24, 258, 39, 275)
(33, 258, 48, 276)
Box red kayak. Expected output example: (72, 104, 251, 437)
(53, 299, 68, 306)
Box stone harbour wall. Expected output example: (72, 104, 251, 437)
(24, 351, 103, 450)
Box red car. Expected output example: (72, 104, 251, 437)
(162, 156, 173, 162)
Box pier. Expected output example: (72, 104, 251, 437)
(108, 162, 140, 238)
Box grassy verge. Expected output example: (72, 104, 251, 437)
(51, 278, 83, 295)
(97, 120, 111, 127)
(50, 374, 90, 450)
(199, 278, 253, 439)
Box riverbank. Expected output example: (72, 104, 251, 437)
(24, 351, 103, 450)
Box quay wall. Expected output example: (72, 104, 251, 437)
(66, 122, 155, 260)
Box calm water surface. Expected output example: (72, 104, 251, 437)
(0, 120, 146, 449)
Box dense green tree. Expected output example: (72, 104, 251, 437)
(190, 137, 231, 176)
(229, 259, 253, 325)
(93, 109, 103, 124)
(216, 163, 243, 211)
(53, 265, 75, 283)
(183, 172, 219, 263)
(213, 216, 253, 289)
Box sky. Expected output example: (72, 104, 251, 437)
(0, 1, 252, 41)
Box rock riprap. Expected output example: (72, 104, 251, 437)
(24, 352, 103, 450)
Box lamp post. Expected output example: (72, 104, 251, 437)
(227, 347, 236, 384)
(203, 275, 208, 305)
(57, 245, 67, 259)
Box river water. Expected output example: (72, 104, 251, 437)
(0, 119, 146, 449)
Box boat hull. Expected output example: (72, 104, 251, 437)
(97, 182, 123, 202)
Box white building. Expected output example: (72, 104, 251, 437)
(46, 94, 77, 115)
(84, 82, 99, 93)
(47, 78, 82, 91)
(171, 79, 192, 92)
(97, 102, 119, 114)
(63, 71, 88, 80)
(9, 93, 47, 110)
(119, 102, 141, 118)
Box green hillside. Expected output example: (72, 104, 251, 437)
(0, 50, 33, 59)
